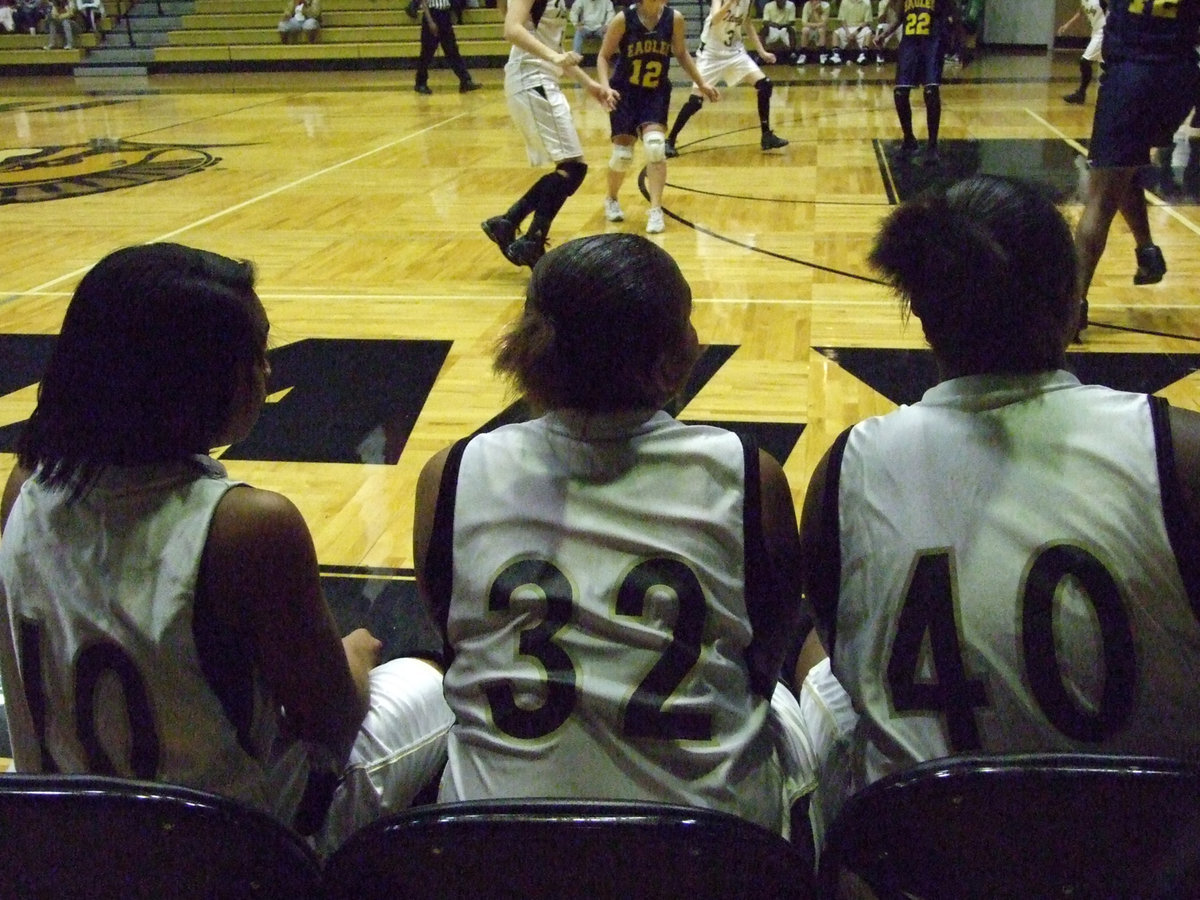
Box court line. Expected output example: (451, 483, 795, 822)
(1025, 106, 1200, 240)
(17, 111, 476, 296)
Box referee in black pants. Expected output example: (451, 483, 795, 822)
(415, 0, 483, 94)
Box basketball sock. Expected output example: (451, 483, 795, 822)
(756, 78, 773, 132)
(893, 87, 914, 140)
(1079, 59, 1093, 92)
(923, 85, 941, 147)
(669, 95, 704, 144)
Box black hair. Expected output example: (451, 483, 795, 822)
(868, 175, 1079, 376)
(494, 233, 695, 412)
(16, 242, 263, 497)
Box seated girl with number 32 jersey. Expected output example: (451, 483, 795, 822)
(801, 175, 1200, 833)
(0, 244, 453, 856)
(414, 233, 843, 843)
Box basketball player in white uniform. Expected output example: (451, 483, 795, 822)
(1058, 0, 1106, 104)
(0, 244, 453, 857)
(415, 234, 845, 850)
(664, 0, 789, 155)
(480, 0, 617, 268)
(800, 176, 1200, 845)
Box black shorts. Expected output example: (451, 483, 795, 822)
(895, 34, 946, 87)
(609, 87, 671, 138)
(1089, 56, 1200, 168)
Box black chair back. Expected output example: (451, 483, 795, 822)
(323, 798, 815, 899)
(0, 773, 321, 899)
(818, 753, 1200, 899)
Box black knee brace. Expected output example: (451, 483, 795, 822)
(756, 77, 774, 125)
(556, 160, 588, 196)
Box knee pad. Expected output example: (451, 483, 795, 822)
(556, 160, 587, 194)
(894, 86, 912, 100)
(680, 94, 705, 116)
(642, 132, 666, 164)
(756, 78, 773, 101)
(608, 144, 634, 173)
(923, 84, 940, 102)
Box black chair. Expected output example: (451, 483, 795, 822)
(817, 754, 1200, 899)
(0, 773, 321, 898)
(322, 798, 815, 899)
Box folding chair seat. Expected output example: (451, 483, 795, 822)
(0, 773, 321, 898)
(817, 753, 1200, 899)
(323, 798, 815, 899)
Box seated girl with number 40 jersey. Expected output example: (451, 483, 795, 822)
(413, 233, 847, 844)
(0, 243, 453, 856)
(801, 175, 1200, 836)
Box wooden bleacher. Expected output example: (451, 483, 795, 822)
(0, 0, 509, 72)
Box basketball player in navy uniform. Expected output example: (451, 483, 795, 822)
(597, 0, 718, 233)
(414, 234, 848, 850)
(480, 0, 618, 268)
(878, 0, 960, 165)
(801, 175, 1200, 845)
(1073, 0, 1200, 338)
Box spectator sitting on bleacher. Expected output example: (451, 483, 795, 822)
(830, 0, 873, 65)
(569, 0, 614, 56)
(795, 0, 828, 65)
(759, 0, 796, 64)
(15, 0, 47, 34)
(279, 0, 320, 43)
(75, 0, 101, 32)
(43, 0, 75, 49)
(0, 0, 16, 33)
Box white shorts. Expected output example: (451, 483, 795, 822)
(788, 658, 857, 857)
(504, 69, 585, 166)
(835, 24, 872, 46)
(315, 657, 455, 856)
(695, 47, 764, 87)
(1083, 29, 1104, 63)
(767, 660, 856, 843)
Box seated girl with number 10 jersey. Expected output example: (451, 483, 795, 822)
(413, 233, 848, 849)
(800, 175, 1200, 839)
(0, 244, 453, 857)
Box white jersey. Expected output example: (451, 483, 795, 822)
(0, 458, 314, 828)
(699, 0, 754, 60)
(812, 372, 1200, 823)
(430, 410, 787, 831)
(504, 0, 571, 90)
(1082, 0, 1106, 33)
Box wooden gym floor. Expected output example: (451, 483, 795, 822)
(2, 54, 1199, 656)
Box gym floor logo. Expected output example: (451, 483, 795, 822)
(0, 137, 220, 204)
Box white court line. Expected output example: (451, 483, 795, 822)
(18, 110, 475, 297)
(1025, 107, 1200, 240)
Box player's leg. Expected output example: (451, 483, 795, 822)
(754, 76, 789, 150)
(606, 137, 634, 222)
(642, 127, 668, 233)
(315, 657, 455, 857)
(666, 91, 704, 156)
(922, 84, 942, 164)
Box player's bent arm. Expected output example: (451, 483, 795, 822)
(596, 12, 625, 86)
(199, 486, 367, 763)
(0, 464, 32, 533)
(745, 449, 806, 690)
(413, 446, 453, 629)
(798, 438, 841, 652)
(501, 0, 582, 69)
(1168, 405, 1200, 555)
(672, 14, 720, 100)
